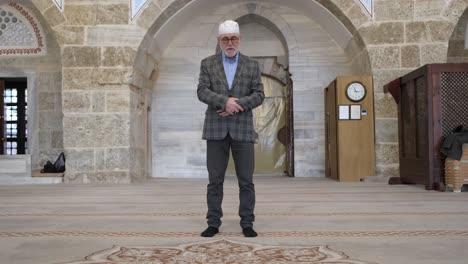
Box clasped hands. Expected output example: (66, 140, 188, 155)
(217, 97, 244, 117)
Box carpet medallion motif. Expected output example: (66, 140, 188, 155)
(64, 239, 376, 264)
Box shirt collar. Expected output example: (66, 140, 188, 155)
(222, 52, 239, 63)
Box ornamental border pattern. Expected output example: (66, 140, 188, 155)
(1, 230, 468, 238)
(0, 2, 44, 55)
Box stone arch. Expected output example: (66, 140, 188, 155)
(132, 0, 370, 81)
(0, 0, 63, 171)
(130, 0, 372, 179)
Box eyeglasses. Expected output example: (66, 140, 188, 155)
(220, 37, 240, 44)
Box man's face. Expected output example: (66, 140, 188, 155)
(218, 33, 240, 58)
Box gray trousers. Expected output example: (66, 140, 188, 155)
(206, 134, 255, 229)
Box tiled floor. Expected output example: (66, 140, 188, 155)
(0, 177, 467, 263)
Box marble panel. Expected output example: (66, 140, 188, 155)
(152, 112, 198, 131)
(96, 4, 128, 24)
(401, 45, 420, 68)
(53, 26, 85, 45)
(0, 155, 31, 177)
(87, 26, 145, 46)
(63, 47, 101, 67)
(63, 114, 130, 147)
(368, 46, 400, 69)
(39, 131, 51, 149)
(374, 0, 414, 21)
(420, 44, 448, 65)
(359, 22, 404, 45)
(159, 0, 191, 19)
(51, 131, 63, 149)
(38, 92, 56, 111)
(37, 72, 62, 93)
(172, 24, 217, 48)
(102, 47, 137, 67)
(39, 112, 63, 130)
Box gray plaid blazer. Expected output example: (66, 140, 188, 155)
(197, 52, 265, 142)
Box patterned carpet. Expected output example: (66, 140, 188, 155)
(63, 239, 376, 264)
(1, 177, 468, 264)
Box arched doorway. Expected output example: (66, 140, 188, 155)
(132, 0, 365, 179)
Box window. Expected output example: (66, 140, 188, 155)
(1, 78, 27, 155)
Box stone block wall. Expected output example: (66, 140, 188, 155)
(1, 0, 465, 182)
(35, 0, 144, 183)
(0, 1, 63, 170)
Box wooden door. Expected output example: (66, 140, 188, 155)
(0, 80, 4, 154)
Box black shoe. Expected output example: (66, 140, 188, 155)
(201, 226, 219, 237)
(242, 227, 258, 237)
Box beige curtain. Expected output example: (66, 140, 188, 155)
(228, 76, 286, 175)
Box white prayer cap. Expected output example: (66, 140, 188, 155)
(218, 20, 239, 36)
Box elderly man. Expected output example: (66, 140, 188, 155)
(197, 20, 265, 237)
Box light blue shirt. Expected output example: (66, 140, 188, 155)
(222, 52, 239, 90)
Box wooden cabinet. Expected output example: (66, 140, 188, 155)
(324, 76, 375, 182)
(389, 64, 468, 190)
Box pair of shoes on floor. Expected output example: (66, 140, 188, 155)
(201, 226, 258, 237)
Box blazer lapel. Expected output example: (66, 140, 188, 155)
(214, 53, 229, 89)
(231, 53, 245, 89)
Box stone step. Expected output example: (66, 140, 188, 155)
(0, 175, 62, 185)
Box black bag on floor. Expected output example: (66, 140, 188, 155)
(41, 152, 66, 173)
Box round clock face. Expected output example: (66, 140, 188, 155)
(346, 82, 366, 102)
